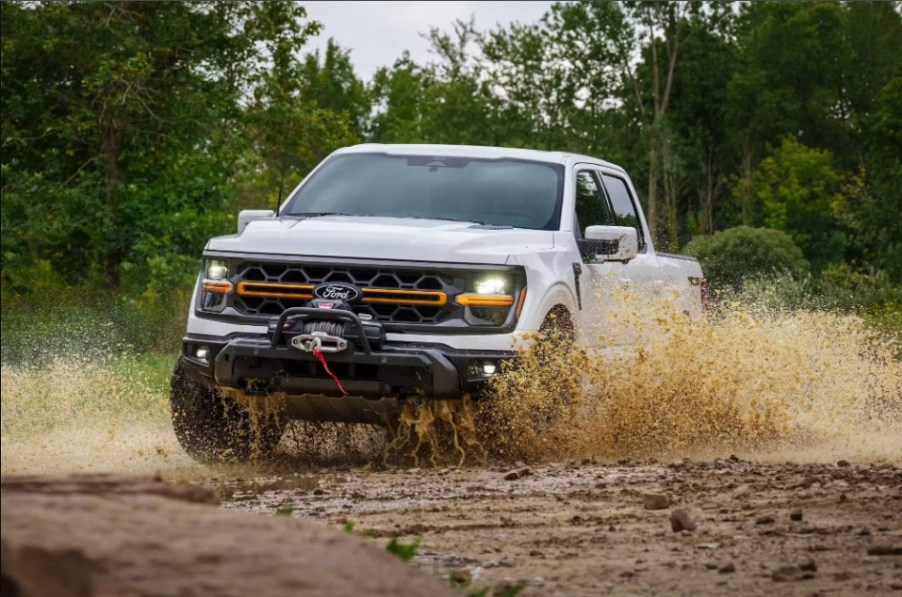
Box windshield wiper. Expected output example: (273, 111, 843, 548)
(292, 212, 359, 218)
(403, 216, 488, 225)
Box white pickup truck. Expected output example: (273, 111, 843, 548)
(171, 144, 704, 462)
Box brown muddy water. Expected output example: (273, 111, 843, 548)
(2, 298, 901, 595)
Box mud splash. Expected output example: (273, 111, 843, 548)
(2, 290, 899, 474)
(386, 289, 900, 465)
(0, 355, 201, 476)
(481, 290, 901, 463)
(385, 395, 485, 467)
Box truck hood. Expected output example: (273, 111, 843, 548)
(206, 216, 554, 264)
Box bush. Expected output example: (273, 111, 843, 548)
(683, 226, 810, 290)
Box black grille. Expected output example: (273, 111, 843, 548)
(232, 262, 458, 324)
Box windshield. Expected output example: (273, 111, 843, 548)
(284, 153, 564, 230)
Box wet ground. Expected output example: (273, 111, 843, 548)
(215, 458, 902, 596)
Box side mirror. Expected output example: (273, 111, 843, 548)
(237, 209, 275, 234)
(582, 225, 639, 262)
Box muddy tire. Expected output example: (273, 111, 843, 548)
(539, 306, 575, 348)
(170, 360, 283, 463)
(529, 308, 577, 434)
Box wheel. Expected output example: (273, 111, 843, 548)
(170, 360, 283, 463)
(539, 306, 576, 347)
(529, 308, 578, 434)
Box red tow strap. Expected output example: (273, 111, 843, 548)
(312, 347, 349, 396)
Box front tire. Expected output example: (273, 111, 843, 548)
(530, 308, 577, 433)
(170, 360, 283, 463)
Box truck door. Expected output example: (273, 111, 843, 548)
(572, 168, 654, 343)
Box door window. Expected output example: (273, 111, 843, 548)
(574, 171, 612, 238)
(601, 174, 645, 250)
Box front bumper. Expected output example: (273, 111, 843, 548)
(181, 308, 517, 403)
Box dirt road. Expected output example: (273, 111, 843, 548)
(217, 458, 902, 596)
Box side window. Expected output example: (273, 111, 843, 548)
(601, 174, 646, 251)
(574, 171, 612, 238)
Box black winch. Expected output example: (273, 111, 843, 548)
(266, 302, 385, 353)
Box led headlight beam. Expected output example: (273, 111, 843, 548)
(474, 276, 507, 295)
(205, 259, 229, 281)
(203, 260, 232, 294)
(457, 273, 516, 307)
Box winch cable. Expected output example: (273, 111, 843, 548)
(312, 347, 349, 396)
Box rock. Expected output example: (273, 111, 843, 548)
(1, 474, 455, 597)
(789, 509, 803, 522)
(857, 527, 871, 536)
(836, 459, 851, 467)
(719, 562, 736, 574)
(799, 558, 817, 572)
(867, 540, 902, 556)
(704, 562, 718, 570)
(643, 493, 671, 510)
(732, 485, 751, 499)
(755, 515, 775, 525)
(670, 509, 696, 532)
(772, 565, 815, 582)
(503, 467, 531, 481)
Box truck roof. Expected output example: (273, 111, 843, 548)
(336, 143, 624, 172)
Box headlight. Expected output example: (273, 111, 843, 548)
(474, 276, 508, 295)
(201, 259, 231, 312)
(458, 272, 517, 326)
(205, 259, 229, 280)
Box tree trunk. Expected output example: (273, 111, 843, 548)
(701, 152, 716, 235)
(101, 124, 123, 288)
(647, 140, 659, 245)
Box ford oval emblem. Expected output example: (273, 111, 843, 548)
(313, 283, 361, 302)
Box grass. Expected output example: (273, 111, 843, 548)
(0, 351, 176, 441)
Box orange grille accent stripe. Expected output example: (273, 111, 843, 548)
(455, 294, 515, 307)
(361, 288, 447, 306)
(236, 281, 314, 299)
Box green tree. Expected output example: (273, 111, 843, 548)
(837, 78, 902, 282)
(0, 1, 326, 293)
(368, 53, 426, 142)
(738, 138, 847, 270)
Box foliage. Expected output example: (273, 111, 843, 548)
(385, 537, 420, 562)
(736, 138, 848, 269)
(1, 1, 899, 351)
(683, 226, 809, 291)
